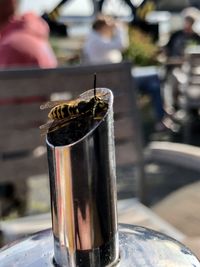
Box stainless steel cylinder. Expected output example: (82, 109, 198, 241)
(46, 88, 119, 267)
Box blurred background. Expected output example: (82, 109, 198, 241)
(1, 0, 200, 260)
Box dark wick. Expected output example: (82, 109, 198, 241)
(94, 73, 97, 99)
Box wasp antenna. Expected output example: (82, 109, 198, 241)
(93, 73, 97, 99)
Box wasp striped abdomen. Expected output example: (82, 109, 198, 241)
(48, 101, 94, 120)
(48, 105, 67, 120)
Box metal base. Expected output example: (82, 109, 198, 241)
(0, 224, 199, 267)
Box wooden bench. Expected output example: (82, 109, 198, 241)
(0, 62, 145, 216)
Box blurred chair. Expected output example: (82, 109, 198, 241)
(145, 140, 200, 206)
(146, 141, 200, 171)
(146, 140, 200, 257)
(166, 46, 200, 142)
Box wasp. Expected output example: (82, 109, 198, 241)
(40, 90, 109, 135)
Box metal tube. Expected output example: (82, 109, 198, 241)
(46, 88, 119, 267)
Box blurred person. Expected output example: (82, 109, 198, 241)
(163, 8, 200, 114)
(82, 15, 168, 132)
(165, 8, 200, 58)
(132, 67, 166, 131)
(0, 0, 57, 68)
(83, 15, 129, 64)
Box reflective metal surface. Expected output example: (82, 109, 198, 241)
(46, 89, 118, 267)
(0, 225, 199, 267)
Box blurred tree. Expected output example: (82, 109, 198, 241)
(123, 27, 159, 66)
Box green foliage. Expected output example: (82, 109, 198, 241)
(123, 27, 159, 66)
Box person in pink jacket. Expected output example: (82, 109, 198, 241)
(0, 0, 58, 68)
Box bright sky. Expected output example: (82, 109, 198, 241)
(18, 0, 142, 16)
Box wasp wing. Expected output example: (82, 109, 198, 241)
(40, 119, 70, 136)
(39, 120, 55, 136)
(39, 115, 81, 135)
